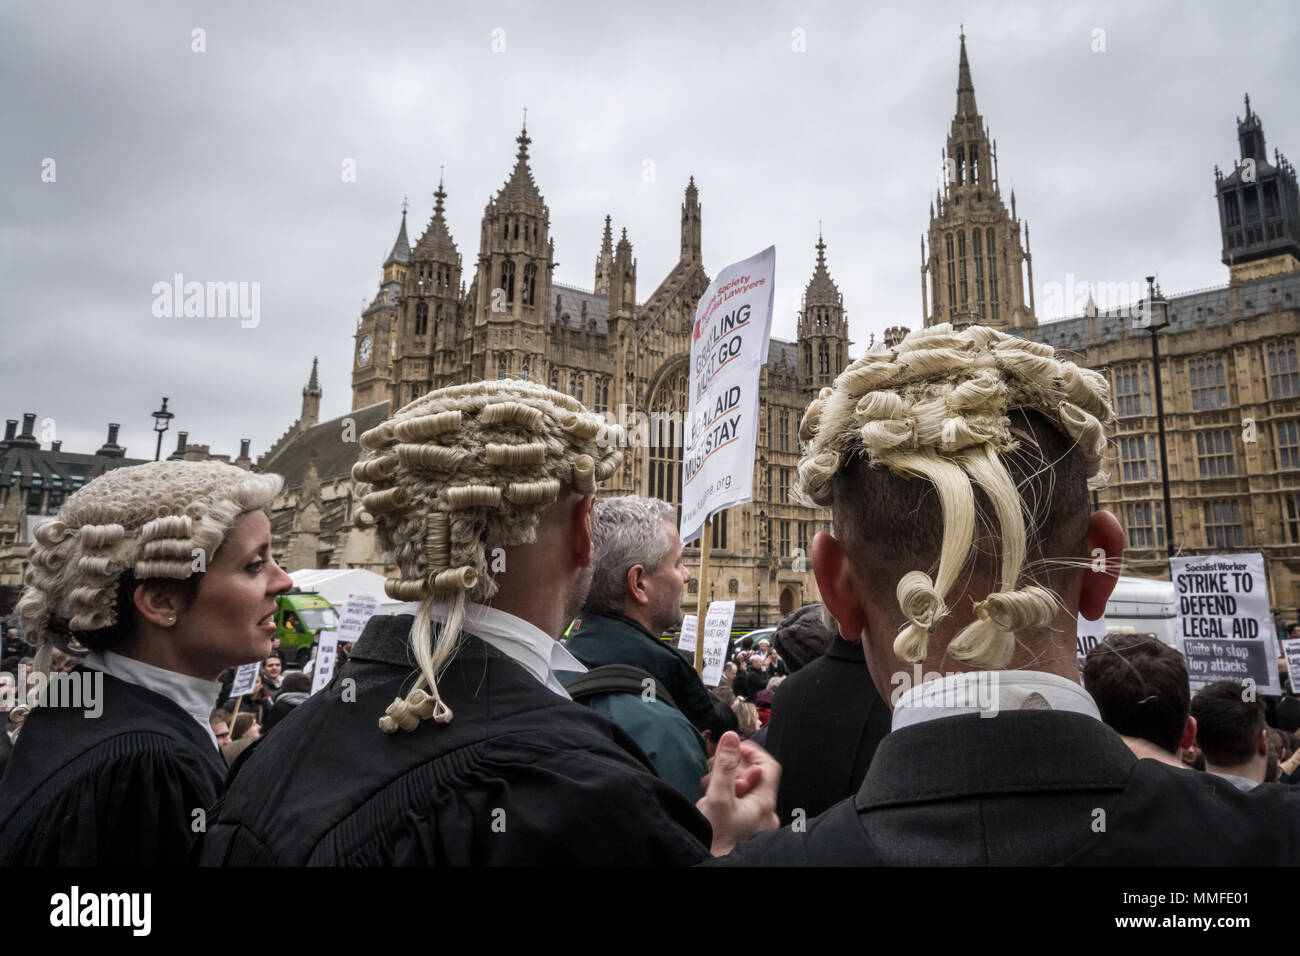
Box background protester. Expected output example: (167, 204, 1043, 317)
(764, 620, 891, 822)
(209, 709, 232, 749)
(715, 324, 1300, 866)
(0, 461, 291, 865)
(1191, 680, 1269, 791)
(564, 496, 715, 734)
(261, 653, 283, 693)
(231, 711, 261, 742)
(199, 381, 777, 865)
(732, 699, 759, 740)
(1082, 633, 1195, 769)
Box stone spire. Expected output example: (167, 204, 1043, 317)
(300, 356, 321, 426)
(595, 214, 614, 295)
(383, 202, 410, 267)
(414, 168, 459, 263)
(957, 26, 978, 119)
(681, 176, 702, 262)
(496, 117, 545, 209)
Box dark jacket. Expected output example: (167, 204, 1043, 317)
(764, 635, 891, 821)
(565, 612, 717, 733)
(714, 709, 1300, 865)
(198, 614, 712, 866)
(559, 666, 709, 802)
(0, 668, 225, 866)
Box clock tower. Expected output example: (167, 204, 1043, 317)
(351, 204, 409, 409)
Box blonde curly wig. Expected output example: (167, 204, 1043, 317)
(353, 378, 625, 733)
(17, 460, 283, 678)
(795, 323, 1115, 670)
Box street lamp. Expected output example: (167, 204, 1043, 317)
(152, 398, 174, 462)
(1139, 277, 1176, 562)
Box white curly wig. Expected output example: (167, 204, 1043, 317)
(351, 378, 624, 733)
(17, 460, 282, 675)
(795, 323, 1115, 670)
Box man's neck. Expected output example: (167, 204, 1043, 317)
(618, 606, 660, 637)
(1120, 735, 1186, 768)
(1206, 759, 1265, 784)
(487, 596, 564, 643)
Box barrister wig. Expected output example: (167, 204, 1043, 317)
(17, 461, 283, 676)
(795, 323, 1115, 670)
(352, 378, 625, 733)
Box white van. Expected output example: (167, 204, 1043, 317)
(1103, 575, 1178, 648)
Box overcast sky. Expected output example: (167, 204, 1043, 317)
(2, 0, 1297, 461)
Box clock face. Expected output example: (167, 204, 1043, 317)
(358, 334, 373, 367)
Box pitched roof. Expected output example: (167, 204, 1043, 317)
(550, 283, 609, 334)
(413, 177, 459, 262)
(383, 209, 410, 267)
(261, 401, 391, 489)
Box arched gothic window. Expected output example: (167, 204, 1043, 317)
(522, 264, 537, 306)
(414, 302, 428, 336)
(500, 260, 516, 303)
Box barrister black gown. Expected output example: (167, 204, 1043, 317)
(198, 614, 713, 866)
(0, 668, 226, 866)
(713, 710, 1300, 866)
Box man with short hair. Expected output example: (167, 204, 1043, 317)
(715, 323, 1300, 866)
(1082, 633, 1195, 769)
(1191, 681, 1268, 791)
(201, 381, 776, 865)
(565, 496, 716, 734)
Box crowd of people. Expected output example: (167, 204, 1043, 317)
(1, 323, 1298, 866)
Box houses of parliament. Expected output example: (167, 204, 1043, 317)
(234, 33, 1300, 620)
(5, 34, 1296, 622)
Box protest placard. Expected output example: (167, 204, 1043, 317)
(1076, 612, 1108, 678)
(1172, 552, 1278, 695)
(336, 591, 381, 643)
(679, 246, 776, 548)
(229, 660, 260, 698)
(310, 630, 342, 695)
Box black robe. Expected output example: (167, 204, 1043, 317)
(198, 615, 713, 866)
(0, 667, 225, 866)
(714, 710, 1300, 865)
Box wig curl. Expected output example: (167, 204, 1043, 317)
(354, 379, 624, 733)
(795, 323, 1115, 669)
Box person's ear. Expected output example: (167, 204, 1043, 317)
(812, 531, 867, 643)
(1259, 728, 1270, 757)
(571, 494, 595, 569)
(625, 563, 650, 607)
(1179, 715, 1197, 752)
(133, 582, 184, 629)
(1079, 510, 1125, 621)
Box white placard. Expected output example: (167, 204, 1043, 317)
(1076, 612, 1108, 679)
(310, 630, 342, 695)
(680, 246, 776, 547)
(1282, 639, 1300, 690)
(680, 603, 734, 687)
(230, 660, 260, 698)
(1172, 552, 1278, 695)
(678, 614, 698, 655)
(336, 591, 381, 643)
(701, 600, 735, 687)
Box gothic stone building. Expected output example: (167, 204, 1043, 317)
(266, 126, 846, 626)
(920, 35, 1300, 614)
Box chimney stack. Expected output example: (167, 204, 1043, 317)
(3, 421, 16, 442)
(168, 431, 189, 460)
(20, 413, 36, 439)
(51, 440, 62, 452)
(240, 438, 251, 458)
(96, 423, 125, 458)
